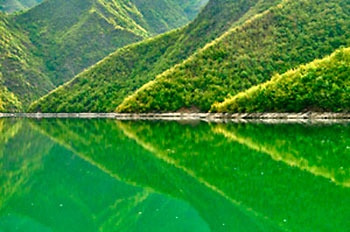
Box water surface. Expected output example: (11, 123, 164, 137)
(0, 118, 349, 231)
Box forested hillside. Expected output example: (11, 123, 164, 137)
(0, 0, 206, 111)
(212, 48, 350, 113)
(0, 0, 43, 13)
(116, 0, 350, 113)
(0, 13, 53, 107)
(0, 84, 21, 112)
(29, 0, 282, 113)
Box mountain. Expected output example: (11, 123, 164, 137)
(0, 0, 206, 111)
(28, 0, 283, 113)
(212, 48, 350, 113)
(0, 0, 43, 13)
(115, 0, 350, 113)
(11, 0, 207, 86)
(0, 13, 53, 108)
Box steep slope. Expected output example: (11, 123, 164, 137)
(0, 0, 43, 13)
(11, 0, 206, 86)
(130, 0, 207, 35)
(117, 0, 350, 113)
(29, 0, 283, 113)
(212, 48, 350, 113)
(0, 13, 53, 107)
(0, 0, 206, 111)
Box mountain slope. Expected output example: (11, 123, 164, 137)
(0, 13, 54, 107)
(0, 0, 43, 13)
(11, 0, 206, 86)
(28, 0, 283, 113)
(116, 0, 350, 113)
(0, 0, 206, 111)
(212, 48, 350, 113)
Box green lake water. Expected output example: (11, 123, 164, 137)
(0, 118, 349, 232)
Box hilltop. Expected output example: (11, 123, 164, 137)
(0, 0, 205, 111)
(28, 0, 283, 113)
(116, 0, 350, 113)
(212, 48, 350, 113)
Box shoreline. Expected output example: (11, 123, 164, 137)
(1, 112, 350, 121)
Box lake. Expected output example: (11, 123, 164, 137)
(0, 118, 349, 232)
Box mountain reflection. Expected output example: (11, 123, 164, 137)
(1, 118, 349, 232)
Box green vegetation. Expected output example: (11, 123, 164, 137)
(0, 13, 54, 106)
(117, 0, 350, 113)
(213, 48, 350, 112)
(0, 0, 206, 111)
(0, 85, 21, 112)
(12, 0, 206, 86)
(28, 0, 283, 113)
(0, 0, 43, 13)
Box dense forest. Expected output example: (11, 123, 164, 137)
(1, 0, 350, 113)
(212, 48, 350, 113)
(28, 0, 282, 112)
(116, 0, 350, 113)
(0, 0, 206, 111)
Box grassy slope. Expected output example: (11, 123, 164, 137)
(117, 0, 350, 113)
(28, 0, 282, 113)
(213, 48, 350, 112)
(0, 0, 43, 13)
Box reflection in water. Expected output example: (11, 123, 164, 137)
(0, 118, 350, 232)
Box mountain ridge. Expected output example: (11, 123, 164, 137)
(0, 0, 206, 111)
(28, 0, 283, 113)
(116, 0, 350, 113)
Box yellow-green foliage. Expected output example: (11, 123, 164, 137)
(28, 0, 282, 113)
(212, 48, 350, 113)
(117, 0, 350, 113)
(0, 84, 21, 112)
